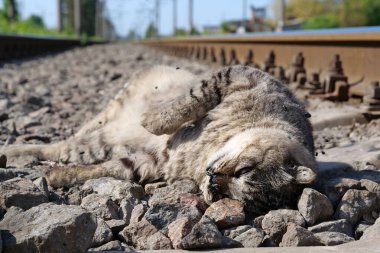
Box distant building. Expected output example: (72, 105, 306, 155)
(216, 5, 273, 34)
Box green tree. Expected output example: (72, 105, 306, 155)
(174, 28, 187, 36)
(145, 22, 157, 38)
(3, 0, 18, 21)
(339, 0, 380, 27)
(302, 14, 339, 29)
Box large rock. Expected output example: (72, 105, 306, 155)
(137, 231, 172, 250)
(335, 189, 379, 225)
(148, 179, 198, 206)
(308, 219, 353, 237)
(144, 182, 167, 195)
(261, 209, 305, 244)
(355, 221, 372, 239)
(0, 178, 48, 210)
(318, 178, 361, 207)
(180, 193, 209, 213)
(119, 218, 157, 246)
(360, 179, 380, 197)
(91, 218, 113, 247)
(0, 203, 97, 253)
(88, 240, 123, 252)
(82, 177, 144, 201)
(119, 197, 139, 223)
(297, 188, 334, 226)
(144, 203, 202, 235)
(314, 232, 355, 246)
(81, 194, 119, 220)
(281, 223, 323, 247)
(129, 203, 147, 224)
(223, 225, 253, 239)
(168, 217, 198, 249)
(233, 228, 265, 247)
(361, 217, 380, 240)
(119, 218, 172, 250)
(204, 198, 245, 229)
(180, 216, 240, 249)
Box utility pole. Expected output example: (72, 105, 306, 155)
(242, 0, 247, 22)
(188, 0, 193, 34)
(95, 0, 102, 38)
(74, 0, 81, 35)
(276, 0, 285, 32)
(155, 0, 160, 37)
(173, 0, 177, 35)
(57, 0, 63, 32)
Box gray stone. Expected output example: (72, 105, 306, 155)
(308, 219, 353, 237)
(261, 209, 306, 244)
(234, 228, 265, 248)
(355, 221, 372, 239)
(82, 177, 144, 201)
(2, 206, 24, 219)
(335, 189, 379, 225)
(91, 218, 113, 247)
(148, 179, 198, 206)
(119, 218, 172, 250)
(204, 198, 245, 229)
(144, 182, 167, 195)
(88, 240, 123, 251)
(223, 225, 253, 239)
(66, 188, 93, 205)
(181, 216, 240, 249)
(180, 193, 209, 213)
(119, 218, 158, 246)
(360, 179, 380, 197)
(319, 177, 361, 207)
(136, 231, 173, 250)
(32, 177, 49, 197)
(314, 232, 355, 246)
(144, 203, 202, 235)
(81, 194, 119, 220)
(0, 203, 96, 253)
(253, 215, 265, 229)
(105, 219, 127, 235)
(281, 223, 323, 247)
(297, 188, 334, 226)
(0, 178, 48, 210)
(129, 203, 147, 224)
(168, 217, 198, 249)
(119, 197, 139, 223)
(361, 217, 380, 240)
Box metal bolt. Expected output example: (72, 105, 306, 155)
(229, 48, 239, 65)
(210, 48, 217, 63)
(220, 48, 226, 66)
(203, 47, 208, 61)
(244, 49, 253, 66)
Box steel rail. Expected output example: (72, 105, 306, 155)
(142, 27, 380, 99)
(0, 34, 105, 62)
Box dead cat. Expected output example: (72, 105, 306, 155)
(2, 65, 316, 214)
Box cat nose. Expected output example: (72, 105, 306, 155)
(210, 173, 229, 191)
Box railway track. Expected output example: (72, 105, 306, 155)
(0, 34, 104, 62)
(143, 26, 380, 118)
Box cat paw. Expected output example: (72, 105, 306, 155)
(141, 110, 177, 135)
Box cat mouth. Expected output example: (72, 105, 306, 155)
(206, 167, 230, 201)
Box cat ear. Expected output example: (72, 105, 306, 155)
(294, 166, 316, 184)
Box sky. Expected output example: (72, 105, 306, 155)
(13, 0, 272, 37)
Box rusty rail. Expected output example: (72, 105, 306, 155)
(142, 27, 380, 118)
(0, 34, 105, 62)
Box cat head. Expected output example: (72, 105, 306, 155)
(200, 128, 316, 215)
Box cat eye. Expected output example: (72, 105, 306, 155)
(234, 167, 253, 177)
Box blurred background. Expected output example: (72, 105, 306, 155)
(0, 0, 380, 40)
